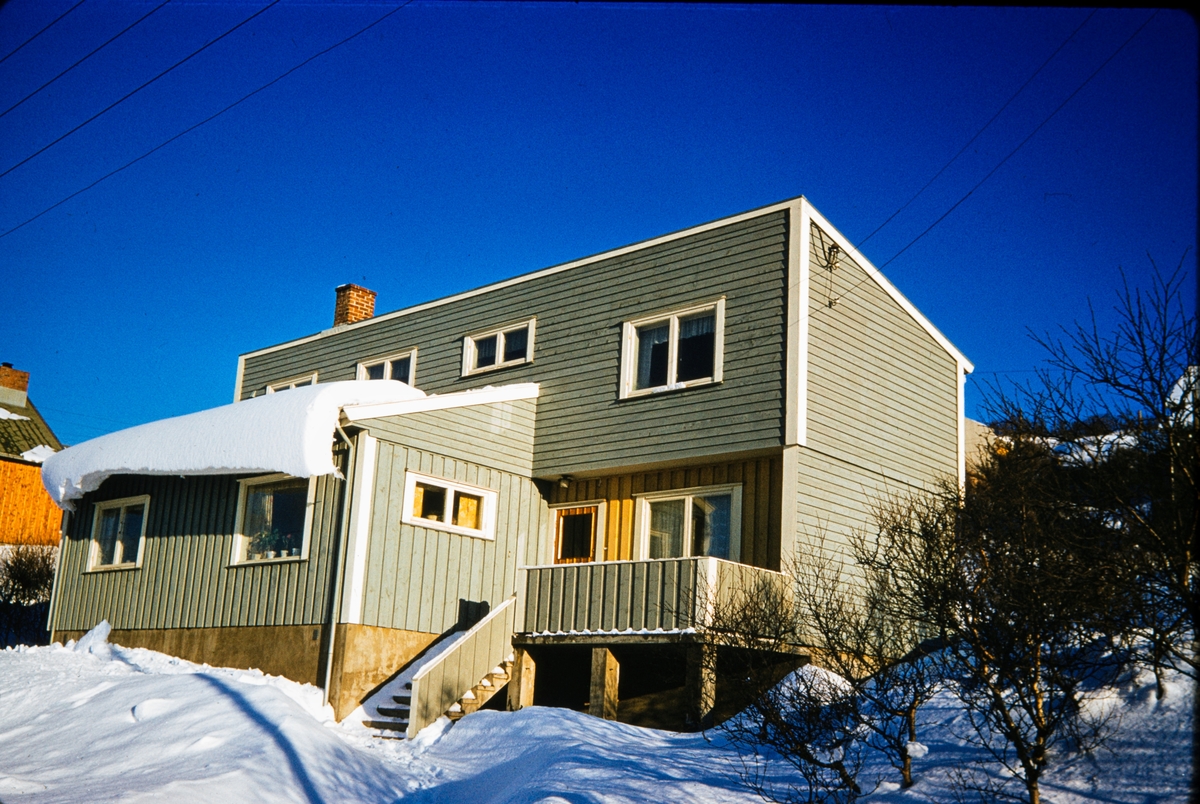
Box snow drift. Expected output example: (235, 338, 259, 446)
(40, 380, 423, 509)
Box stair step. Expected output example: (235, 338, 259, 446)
(376, 705, 409, 718)
(392, 695, 412, 706)
(363, 719, 408, 732)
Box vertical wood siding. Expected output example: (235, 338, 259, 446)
(549, 455, 783, 569)
(357, 439, 549, 637)
(51, 449, 348, 633)
(805, 222, 958, 488)
(0, 460, 62, 545)
(239, 213, 791, 477)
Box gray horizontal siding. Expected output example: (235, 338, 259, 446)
(358, 439, 549, 636)
(805, 223, 958, 488)
(359, 398, 536, 477)
(51, 451, 348, 634)
(240, 213, 791, 477)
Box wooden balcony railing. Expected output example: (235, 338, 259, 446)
(521, 557, 787, 635)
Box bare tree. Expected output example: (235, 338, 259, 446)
(707, 575, 867, 803)
(0, 544, 57, 605)
(794, 530, 942, 789)
(988, 259, 1198, 687)
(868, 439, 1135, 804)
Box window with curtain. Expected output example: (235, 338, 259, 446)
(463, 319, 536, 376)
(91, 496, 149, 569)
(360, 350, 415, 385)
(622, 300, 724, 398)
(638, 485, 740, 561)
(235, 476, 309, 563)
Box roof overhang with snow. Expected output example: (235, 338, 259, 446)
(40, 381, 542, 511)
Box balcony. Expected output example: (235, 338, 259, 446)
(521, 556, 788, 639)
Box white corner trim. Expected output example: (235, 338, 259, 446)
(957, 362, 968, 489)
(801, 199, 974, 373)
(342, 382, 540, 422)
(786, 199, 809, 446)
(237, 198, 805, 362)
(342, 434, 377, 625)
(233, 354, 246, 403)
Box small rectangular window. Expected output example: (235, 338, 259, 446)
(401, 472, 498, 540)
(636, 484, 741, 561)
(90, 496, 149, 570)
(621, 300, 724, 398)
(233, 475, 312, 563)
(553, 504, 603, 564)
(358, 350, 417, 386)
(462, 319, 536, 376)
(266, 372, 318, 394)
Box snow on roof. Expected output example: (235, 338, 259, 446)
(20, 444, 55, 463)
(41, 380, 424, 510)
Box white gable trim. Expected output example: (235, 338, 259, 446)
(342, 382, 540, 422)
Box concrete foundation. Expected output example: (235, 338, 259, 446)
(327, 623, 439, 721)
(53, 624, 327, 686)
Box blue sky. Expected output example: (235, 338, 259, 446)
(0, 2, 1194, 446)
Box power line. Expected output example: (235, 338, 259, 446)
(858, 9, 1097, 247)
(0, 0, 282, 183)
(0, 0, 173, 123)
(0, 0, 87, 68)
(0, 0, 414, 241)
(819, 9, 1160, 315)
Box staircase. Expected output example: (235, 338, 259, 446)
(360, 595, 518, 739)
(362, 658, 513, 736)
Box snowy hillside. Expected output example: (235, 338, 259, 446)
(0, 625, 1191, 803)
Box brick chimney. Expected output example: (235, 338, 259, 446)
(0, 362, 29, 408)
(333, 284, 376, 327)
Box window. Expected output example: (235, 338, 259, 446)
(620, 300, 725, 398)
(266, 372, 317, 394)
(552, 503, 604, 564)
(635, 484, 741, 561)
(358, 349, 416, 385)
(90, 496, 149, 570)
(233, 475, 312, 563)
(401, 471, 498, 540)
(462, 319, 535, 376)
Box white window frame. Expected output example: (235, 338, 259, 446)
(266, 372, 318, 394)
(461, 318, 536, 377)
(634, 483, 742, 562)
(88, 495, 150, 571)
(549, 500, 607, 563)
(356, 348, 417, 386)
(619, 299, 725, 399)
(231, 473, 315, 565)
(401, 471, 498, 540)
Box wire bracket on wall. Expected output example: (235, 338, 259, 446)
(823, 243, 840, 308)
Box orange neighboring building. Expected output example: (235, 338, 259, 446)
(0, 363, 63, 546)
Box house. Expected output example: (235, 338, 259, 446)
(1, 363, 63, 549)
(43, 197, 972, 735)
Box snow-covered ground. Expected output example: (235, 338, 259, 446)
(0, 624, 1191, 803)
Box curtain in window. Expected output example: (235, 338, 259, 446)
(475, 335, 497, 368)
(390, 357, 410, 384)
(503, 328, 528, 363)
(97, 509, 121, 565)
(691, 493, 731, 559)
(648, 499, 685, 558)
(636, 322, 670, 389)
(677, 313, 716, 382)
(120, 504, 144, 563)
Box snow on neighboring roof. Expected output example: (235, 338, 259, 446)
(41, 380, 424, 510)
(0, 408, 29, 421)
(20, 444, 55, 463)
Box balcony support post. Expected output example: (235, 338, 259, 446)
(589, 647, 620, 720)
(686, 642, 717, 729)
(507, 648, 536, 711)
